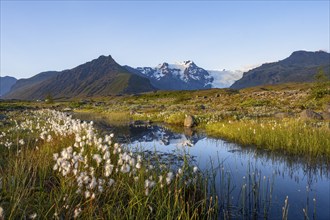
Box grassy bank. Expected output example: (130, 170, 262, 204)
(206, 119, 330, 159)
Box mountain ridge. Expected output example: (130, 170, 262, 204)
(231, 50, 330, 89)
(3, 50, 328, 100)
(4, 55, 155, 100)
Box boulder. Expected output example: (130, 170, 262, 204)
(300, 109, 323, 120)
(184, 115, 196, 127)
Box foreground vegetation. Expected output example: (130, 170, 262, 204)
(0, 110, 216, 219)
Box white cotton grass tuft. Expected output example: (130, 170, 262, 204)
(29, 213, 37, 219)
(108, 178, 115, 186)
(18, 139, 25, 145)
(74, 207, 81, 218)
(144, 179, 156, 196)
(166, 172, 174, 185)
(0, 206, 4, 219)
(135, 162, 142, 169)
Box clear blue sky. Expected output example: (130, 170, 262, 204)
(1, 0, 329, 79)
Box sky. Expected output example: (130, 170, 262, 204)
(1, 0, 329, 79)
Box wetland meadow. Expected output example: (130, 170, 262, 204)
(1, 83, 329, 219)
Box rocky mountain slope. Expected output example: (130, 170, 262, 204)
(4, 55, 155, 100)
(0, 76, 17, 97)
(231, 50, 330, 89)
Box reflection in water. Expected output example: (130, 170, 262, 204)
(117, 124, 203, 147)
(74, 113, 330, 219)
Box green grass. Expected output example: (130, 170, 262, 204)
(240, 98, 272, 107)
(206, 118, 330, 160)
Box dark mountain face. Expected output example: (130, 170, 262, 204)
(0, 76, 17, 97)
(230, 51, 330, 89)
(125, 61, 214, 90)
(4, 55, 155, 100)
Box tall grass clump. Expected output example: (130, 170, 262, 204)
(164, 112, 186, 126)
(206, 119, 330, 159)
(0, 110, 217, 219)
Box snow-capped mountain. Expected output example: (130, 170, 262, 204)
(125, 61, 243, 90)
(125, 61, 214, 90)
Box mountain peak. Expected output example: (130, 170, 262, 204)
(182, 60, 194, 65)
(174, 60, 195, 67)
(93, 55, 116, 63)
(290, 50, 328, 57)
(284, 50, 330, 66)
(77, 54, 120, 72)
(157, 62, 169, 69)
(98, 54, 113, 59)
(155, 60, 196, 69)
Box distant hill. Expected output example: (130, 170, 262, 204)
(4, 71, 60, 99)
(0, 76, 17, 97)
(4, 55, 155, 100)
(231, 50, 330, 89)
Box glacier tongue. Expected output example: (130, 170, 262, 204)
(207, 70, 243, 88)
